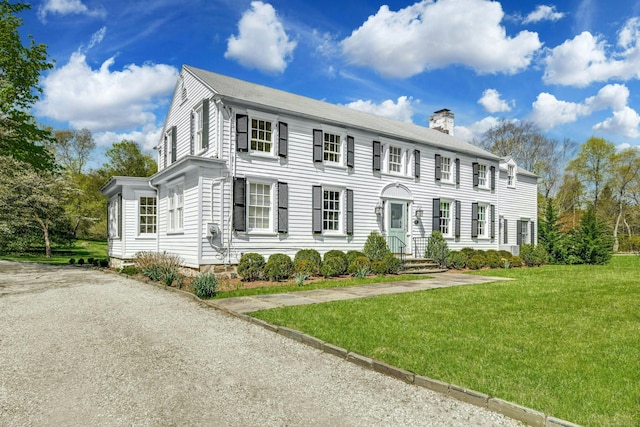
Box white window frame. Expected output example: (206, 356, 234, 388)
(108, 196, 120, 239)
(138, 195, 157, 236)
(323, 187, 343, 234)
(194, 104, 205, 153)
(439, 200, 453, 237)
(507, 164, 516, 188)
(323, 132, 342, 164)
(441, 156, 453, 183)
(387, 145, 403, 174)
(247, 181, 274, 232)
(477, 203, 489, 238)
(478, 164, 488, 188)
(250, 117, 274, 156)
(167, 184, 184, 233)
(521, 219, 529, 244)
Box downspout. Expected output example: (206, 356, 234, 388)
(148, 180, 160, 254)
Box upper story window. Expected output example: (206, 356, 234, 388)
(388, 146, 403, 173)
(165, 126, 176, 165)
(251, 118, 273, 154)
(139, 196, 157, 235)
(477, 164, 488, 188)
(323, 133, 341, 163)
(441, 156, 452, 182)
(508, 165, 516, 187)
(248, 182, 272, 231)
(194, 104, 204, 152)
(167, 185, 184, 233)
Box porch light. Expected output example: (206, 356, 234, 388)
(374, 204, 383, 216)
(415, 208, 423, 219)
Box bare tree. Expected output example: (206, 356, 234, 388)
(53, 128, 96, 175)
(608, 148, 640, 251)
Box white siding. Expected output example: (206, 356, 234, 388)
(497, 166, 538, 251)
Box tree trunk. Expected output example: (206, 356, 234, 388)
(613, 202, 622, 252)
(43, 226, 52, 258)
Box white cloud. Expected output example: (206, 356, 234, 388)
(225, 1, 297, 74)
(94, 124, 163, 151)
(343, 96, 417, 122)
(522, 5, 565, 24)
(530, 84, 640, 137)
(38, 0, 106, 21)
(543, 18, 640, 87)
(36, 52, 178, 135)
(455, 116, 502, 142)
(478, 89, 513, 113)
(340, 0, 541, 78)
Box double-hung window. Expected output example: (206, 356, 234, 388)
(472, 202, 494, 239)
(167, 185, 183, 233)
(323, 189, 341, 231)
(439, 200, 452, 236)
(194, 105, 204, 153)
(323, 133, 341, 163)
(108, 195, 121, 239)
(477, 164, 487, 188)
(250, 118, 273, 154)
(388, 146, 403, 173)
(477, 204, 487, 237)
(312, 186, 354, 235)
(508, 165, 516, 187)
(139, 196, 157, 235)
(441, 156, 452, 182)
(248, 182, 272, 231)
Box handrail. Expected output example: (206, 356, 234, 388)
(386, 235, 406, 268)
(412, 237, 430, 259)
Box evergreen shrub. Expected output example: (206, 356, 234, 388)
(293, 249, 321, 275)
(191, 272, 218, 298)
(264, 253, 294, 281)
(237, 253, 265, 281)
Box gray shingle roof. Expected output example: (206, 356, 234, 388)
(185, 65, 500, 161)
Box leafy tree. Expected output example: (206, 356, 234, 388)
(0, 1, 55, 170)
(538, 198, 566, 263)
(102, 140, 157, 177)
(52, 128, 95, 175)
(566, 137, 615, 215)
(0, 156, 75, 257)
(607, 148, 640, 251)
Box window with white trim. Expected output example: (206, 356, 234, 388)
(194, 104, 204, 153)
(508, 165, 516, 187)
(441, 156, 452, 182)
(478, 164, 488, 188)
(323, 189, 341, 231)
(521, 219, 529, 243)
(388, 146, 403, 173)
(250, 118, 273, 154)
(323, 133, 341, 163)
(108, 196, 121, 238)
(248, 182, 272, 231)
(439, 200, 452, 237)
(167, 185, 183, 233)
(477, 204, 488, 238)
(139, 196, 157, 235)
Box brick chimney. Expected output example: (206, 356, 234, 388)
(429, 109, 454, 136)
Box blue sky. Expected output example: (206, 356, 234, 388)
(18, 0, 640, 163)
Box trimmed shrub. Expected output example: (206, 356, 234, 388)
(78, 258, 85, 265)
(237, 253, 265, 281)
(371, 260, 387, 275)
(264, 253, 294, 281)
(510, 255, 523, 267)
(99, 259, 109, 268)
(295, 259, 317, 276)
(460, 247, 477, 261)
(348, 256, 371, 277)
(91, 258, 99, 267)
(486, 254, 502, 269)
(425, 231, 449, 268)
(363, 231, 391, 262)
(485, 250, 499, 258)
(446, 251, 466, 269)
(323, 250, 348, 276)
(467, 254, 487, 270)
(87, 257, 95, 265)
(69, 258, 75, 265)
(293, 249, 321, 275)
(346, 250, 365, 266)
(192, 272, 218, 298)
(121, 266, 138, 276)
(320, 256, 346, 278)
(383, 254, 402, 274)
(520, 244, 549, 267)
(497, 250, 513, 259)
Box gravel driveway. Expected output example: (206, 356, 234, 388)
(0, 261, 521, 426)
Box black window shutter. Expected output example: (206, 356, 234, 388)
(346, 189, 354, 235)
(312, 186, 322, 233)
(189, 112, 194, 155)
(517, 220, 523, 245)
(233, 178, 246, 232)
(531, 221, 535, 244)
(346, 136, 354, 168)
(490, 204, 496, 239)
(432, 198, 440, 233)
(202, 98, 210, 150)
(278, 122, 288, 157)
(171, 126, 177, 163)
(490, 165, 495, 190)
(163, 133, 167, 167)
(504, 218, 508, 244)
(472, 162, 479, 187)
(435, 154, 442, 180)
(455, 200, 461, 238)
(471, 202, 478, 238)
(278, 182, 288, 233)
(414, 150, 420, 178)
(236, 114, 248, 152)
(372, 140, 381, 171)
(455, 158, 460, 184)
(313, 129, 323, 162)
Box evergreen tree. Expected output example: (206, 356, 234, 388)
(570, 205, 613, 265)
(539, 198, 566, 263)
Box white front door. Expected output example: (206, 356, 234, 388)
(387, 201, 407, 253)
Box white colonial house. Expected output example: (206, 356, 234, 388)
(101, 65, 538, 270)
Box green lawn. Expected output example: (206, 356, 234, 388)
(215, 274, 431, 299)
(253, 256, 640, 427)
(0, 239, 108, 265)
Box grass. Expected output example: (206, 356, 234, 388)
(0, 239, 108, 265)
(253, 256, 640, 427)
(215, 274, 431, 299)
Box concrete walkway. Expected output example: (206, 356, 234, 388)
(209, 273, 512, 314)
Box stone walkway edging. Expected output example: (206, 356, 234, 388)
(135, 273, 582, 427)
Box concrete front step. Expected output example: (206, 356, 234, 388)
(400, 258, 446, 274)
